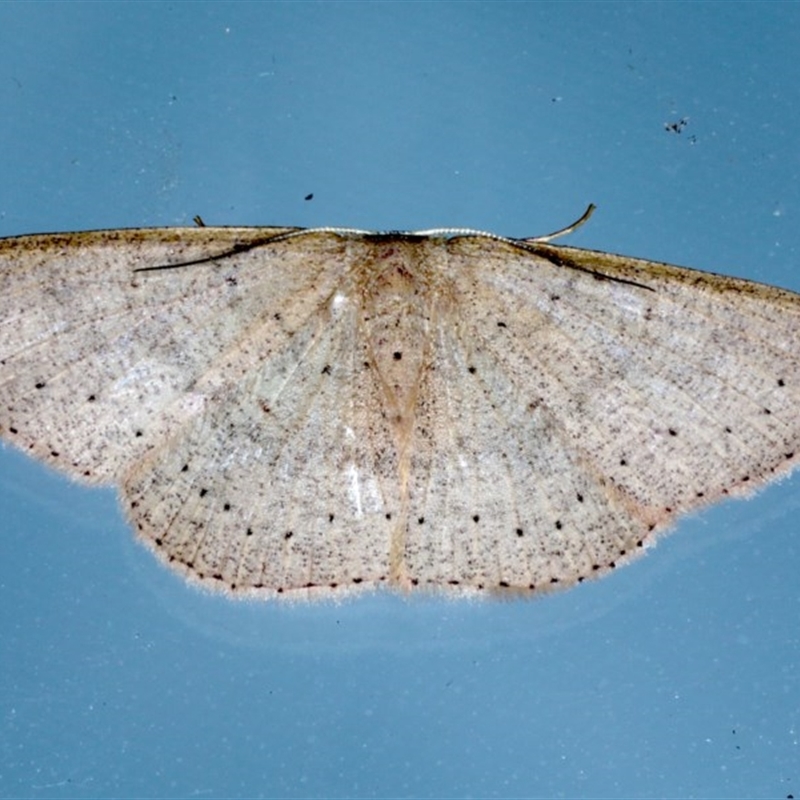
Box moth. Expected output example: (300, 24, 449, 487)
(2, 206, 799, 599)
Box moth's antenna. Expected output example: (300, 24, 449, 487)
(522, 204, 596, 243)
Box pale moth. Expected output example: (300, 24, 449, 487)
(1, 207, 799, 600)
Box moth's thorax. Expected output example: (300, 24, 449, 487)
(353, 239, 449, 434)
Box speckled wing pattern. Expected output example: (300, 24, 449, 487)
(1, 222, 799, 599)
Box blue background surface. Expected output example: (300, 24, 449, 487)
(1, 2, 799, 797)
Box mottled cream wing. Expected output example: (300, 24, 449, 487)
(402, 237, 800, 592)
(1, 221, 800, 599)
